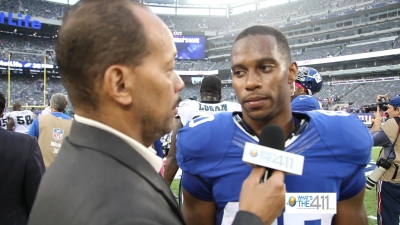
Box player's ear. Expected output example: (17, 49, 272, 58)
(288, 61, 298, 85)
(103, 65, 133, 106)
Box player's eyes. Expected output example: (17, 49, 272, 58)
(232, 70, 245, 77)
(260, 65, 274, 72)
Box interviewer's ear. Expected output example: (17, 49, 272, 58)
(103, 65, 133, 106)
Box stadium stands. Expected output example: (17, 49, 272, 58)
(0, 0, 395, 68)
(159, 0, 372, 32)
(314, 83, 361, 104)
(178, 83, 238, 102)
(175, 60, 214, 71)
(0, 0, 67, 20)
(0, 32, 54, 64)
(0, 74, 74, 113)
(0, 0, 371, 32)
(294, 44, 342, 60)
(0, 0, 398, 114)
(341, 80, 400, 106)
(341, 37, 394, 55)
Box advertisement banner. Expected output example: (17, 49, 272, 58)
(0, 12, 41, 29)
(174, 35, 206, 60)
(355, 113, 374, 123)
(0, 60, 55, 69)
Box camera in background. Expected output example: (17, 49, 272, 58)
(364, 97, 389, 113)
(366, 157, 392, 190)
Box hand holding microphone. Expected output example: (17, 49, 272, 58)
(258, 124, 287, 182)
(237, 167, 286, 225)
(242, 124, 304, 180)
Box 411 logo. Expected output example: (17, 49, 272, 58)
(285, 193, 337, 214)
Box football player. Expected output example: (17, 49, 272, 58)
(164, 76, 241, 189)
(291, 95, 321, 111)
(6, 102, 34, 133)
(291, 67, 323, 100)
(0, 110, 8, 129)
(40, 102, 51, 116)
(291, 67, 323, 111)
(176, 25, 371, 225)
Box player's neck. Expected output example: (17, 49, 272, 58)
(242, 113, 295, 139)
(201, 96, 219, 103)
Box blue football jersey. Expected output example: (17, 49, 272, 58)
(176, 110, 372, 225)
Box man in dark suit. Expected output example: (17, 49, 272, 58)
(28, 1, 286, 225)
(0, 91, 45, 225)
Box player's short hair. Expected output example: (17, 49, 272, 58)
(56, 0, 149, 113)
(201, 76, 221, 94)
(0, 91, 5, 114)
(232, 25, 291, 64)
(13, 102, 21, 111)
(50, 93, 68, 112)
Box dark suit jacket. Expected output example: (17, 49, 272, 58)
(0, 128, 45, 225)
(29, 121, 263, 225)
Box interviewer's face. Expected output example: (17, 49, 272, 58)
(132, 10, 184, 141)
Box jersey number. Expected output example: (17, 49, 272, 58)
(1, 118, 7, 127)
(16, 115, 32, 125)
(314, 73, 322, 83)
(188, 114, 215, 128)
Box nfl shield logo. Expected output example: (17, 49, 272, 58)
(52, 128, 64, 141)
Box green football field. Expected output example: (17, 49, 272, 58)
(170, 147, 382, 225)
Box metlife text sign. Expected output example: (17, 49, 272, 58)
(0, 12, 41, 30)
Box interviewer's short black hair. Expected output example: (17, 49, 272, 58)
(232, 25, 291, 64)
(201, 76, 221, 94)
(0, 91, 5, 114)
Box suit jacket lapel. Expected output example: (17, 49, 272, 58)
(67, 121, 184, 223)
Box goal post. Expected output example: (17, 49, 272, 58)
(8, 54, 47, 108)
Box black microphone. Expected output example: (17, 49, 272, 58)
(259, 124, 286, 183)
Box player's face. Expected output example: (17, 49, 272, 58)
(291, 86, 305, 101)
(131, 9, 184, 141)
(231, 35, 297, 122)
